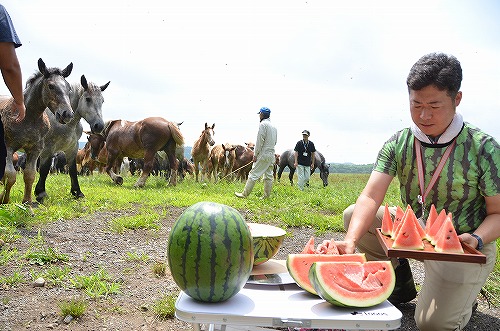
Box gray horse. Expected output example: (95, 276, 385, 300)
(277, 149, 329, 187)
(35, 75, 109, 203)
(0, 58, 74, 209)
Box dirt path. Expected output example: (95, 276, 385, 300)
(1, 208, 498, 330)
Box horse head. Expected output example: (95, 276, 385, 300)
(76, 75, 109, 134)
(88, 133, 106, 160)
(316, 152, 329, 187)
(36, 58, 74, 124)
(204, 122, 215, 146)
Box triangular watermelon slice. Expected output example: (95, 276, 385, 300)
(433, 213, 464, 254)
(391, 205, 406, 239)
(424, 204, 438, 241)
(301, 236, 316, 254)
(427, 209, 448, 245)
(406, 206, 426, 240)
(392, 208, 425, 250)
(380, 204, 393, 236)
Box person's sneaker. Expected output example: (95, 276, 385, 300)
(388, 258, 417, 305)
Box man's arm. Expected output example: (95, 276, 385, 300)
(459, 194, 500, 249)
(0, 42, 25, 122)
(337, 171, 393, 254)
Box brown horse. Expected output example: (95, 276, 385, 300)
(0, 58, 74, 209)
(207, 143, 237, 182)
(98, 117, 184, 187)
(191, 123, 215, 182)
(232, 143, 254, 182)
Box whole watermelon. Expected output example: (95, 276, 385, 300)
(167, 201, 254, 302)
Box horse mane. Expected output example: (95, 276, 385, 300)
(101, 119, 117, 138)
(25, 66, 68, 89)
(192, 129, 207, 151)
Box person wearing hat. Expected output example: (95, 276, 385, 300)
(293, 130, 316, 190)
(235, 107, 277, 199)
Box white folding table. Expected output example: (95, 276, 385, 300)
(175, 283, 402, 331)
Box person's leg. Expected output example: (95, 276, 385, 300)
(415, 241, 496, 331)
(297, 165, 306, 190)
(262, 163, 274, 198)
(235, 156, 268, 198)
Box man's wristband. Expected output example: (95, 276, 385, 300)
(470, 233, 483, 250)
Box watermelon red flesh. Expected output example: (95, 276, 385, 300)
(286, 253, 367, 295)
(427, 209, 448, 244)
(392, 208, 425, 250)
(167, 201, 254, 303)
(433, 214, 464, 254)
(309, 261, 395, 307)
(391, 206, 405, 239)
(380, 204, 393, 236)
(424, 204, 438, 238)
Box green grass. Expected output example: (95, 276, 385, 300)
(0, 171, 498, 306)
(58, 298, 87, 318)
(151, 293, 178, 319)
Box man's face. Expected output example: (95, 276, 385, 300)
(409, 85, 462, 138)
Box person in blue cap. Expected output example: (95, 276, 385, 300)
(235, 107, 277, 198)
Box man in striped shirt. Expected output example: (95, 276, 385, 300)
(339, 53, 500, 331)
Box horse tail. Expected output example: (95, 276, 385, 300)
(169, 121, 184, 146)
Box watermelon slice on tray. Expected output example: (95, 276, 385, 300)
(424, 204, 439, 239)
(391, 205, 405, 239)
(433, 213, 464, 254)
(427, 209, 448, 245)
(392, 206, 424, 250)
(380, 204, 393, 236)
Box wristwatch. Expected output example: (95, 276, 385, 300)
(470, 233, 483, 250)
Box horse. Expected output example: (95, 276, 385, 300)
(98, 117, 184, 187)
(277, 149, 330, 187)
(34, 75, 109, 203)
(207, 143, 237, 182)
(191, 123, 215, 182)
(232, 143, 254, 182)
(0, 58, 74, 209)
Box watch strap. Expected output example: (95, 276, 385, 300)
(470, 233, 483, 250)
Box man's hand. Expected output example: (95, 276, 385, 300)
(334, 239, 356, 255)
(13, 100, 25, 122)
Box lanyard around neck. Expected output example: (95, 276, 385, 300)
(415, 137, 456, 217)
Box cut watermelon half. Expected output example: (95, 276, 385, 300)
(433, 214, 464, 254)
(286, 253, 367, 295)
(309, 261, 396, 307)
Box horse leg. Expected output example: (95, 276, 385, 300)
(22, 153, 39, 210)
(194, 160, 200, 182)
(277, 165, 285, 182)
(289, 168, 295, 186)
(0, 151, 17, 204)
(135, 152, 154, 188)
(106, 153, 123, 185)
(68, 158, 84, 199)
(34, 156, 52, 204)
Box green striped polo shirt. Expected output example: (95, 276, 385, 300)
(374, 123, 500, 234)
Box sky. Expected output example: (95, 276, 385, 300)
(2, 0, 499, 164)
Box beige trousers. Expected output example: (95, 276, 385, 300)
(343, 204, 497, 331)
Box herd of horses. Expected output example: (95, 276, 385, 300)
(0, 59, 330, 211)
